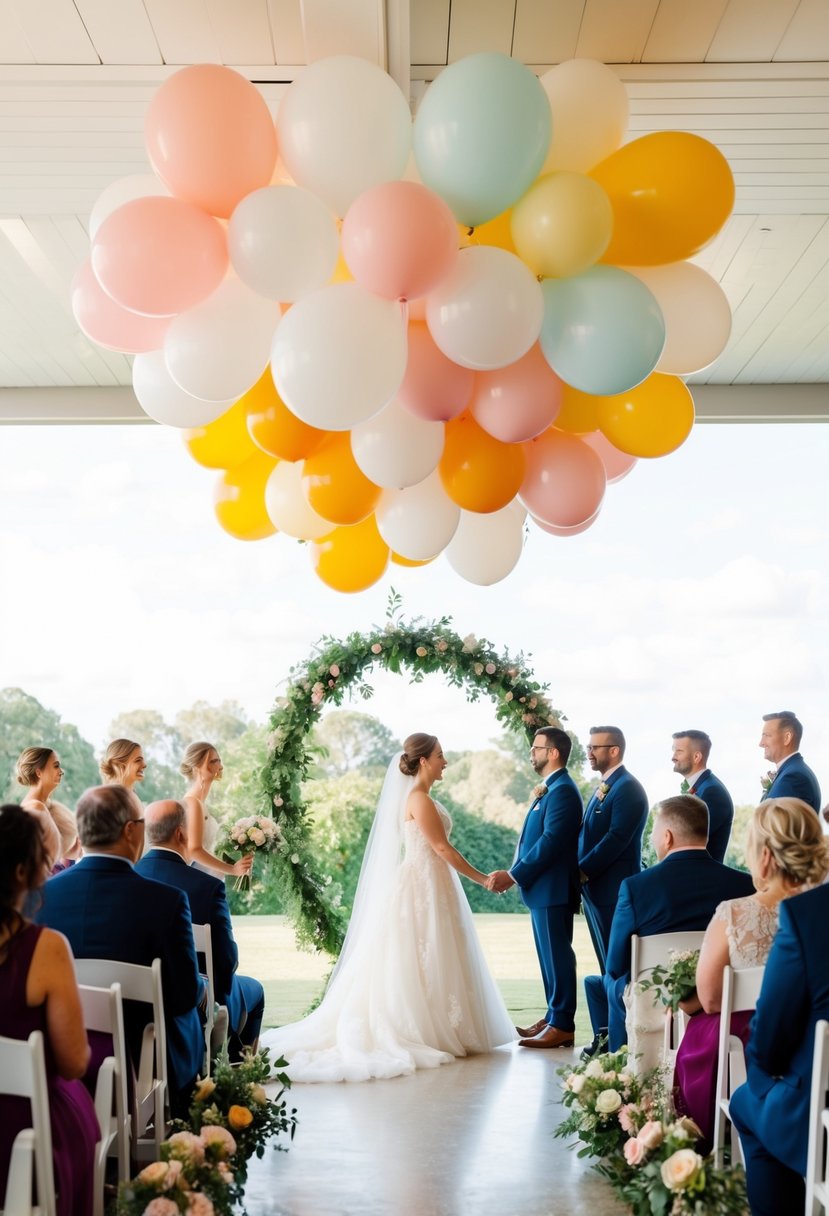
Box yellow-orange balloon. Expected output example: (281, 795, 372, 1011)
(302, 432, 382, 525)
(185, 399, 258, 470)
(391, 551, 434, 568)
(438, 413, 525, 513)
(554, 384, 601, 434)
(591, 132, 735, 265)
(214, 450, 277, 539)
(242, 369, 327, 461)
(329, 249, 353, 284)
(311, 515, 389, 592)
(511, 172, 612, 278)
(460, 209, 516, 254)
(596, 373, 695, 457)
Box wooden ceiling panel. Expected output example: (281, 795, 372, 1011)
(7, 0, 98, 65)
(447, 0, 516, 62)
(642, 0, 730, 63)
(706, 0, 800, 62)
(411, 0, 450, 66)
(74, 0, 162, 66)
(576, 0, 660, 63)
(512, 0, 584, 65)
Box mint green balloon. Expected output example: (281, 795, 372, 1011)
(539, 267, 666, 395)
(414, 53, 551, 228)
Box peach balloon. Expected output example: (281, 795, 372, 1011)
(242, 370, 327, 461)
(311, 515, 390, 593)
(214, 450, 277, 540)
(520, 428, 606, 528)
(596, 373, 695, 458)
(439, 413, 525, 514)
(471, 344, 563, 443)
(145, 65, 277, 218)
(91, 197, 227, 317)
(71, 258, 169, 353)
(398, 322, 473, 422)
(184, 400, 258, 470)
(532, 507, 601, 536)
(302, 433, 382, 526)
(581, 430, 637, 483)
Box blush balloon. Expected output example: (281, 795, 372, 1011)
(520, 428, 606, 528)
(471, 344, 563, 443)
(398, 321, 474, 422)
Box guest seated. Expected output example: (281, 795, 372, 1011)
(674, 797, 828, 1145)
(36, 784, 204, 1116)
(0, 805, 99, 1216)
(137, 799, 265, 1059)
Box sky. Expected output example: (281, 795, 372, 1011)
(1, 418, 828, 811)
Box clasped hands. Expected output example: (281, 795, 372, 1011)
(485, 869, 515, 894)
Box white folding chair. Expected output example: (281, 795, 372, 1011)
(805, 1019, 829, 1215)
(191, 922, 228, 1075)
(712, 964, 765, 1167)
(77, 981, 130, 1208)
(74, 958, 167, 1162)
(629, 930, 707, 1072)
(0, 1030, 55, 1216)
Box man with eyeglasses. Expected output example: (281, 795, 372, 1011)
(578, 725, 649, 1059)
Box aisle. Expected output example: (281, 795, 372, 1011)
(245, 1043, 627, 1216)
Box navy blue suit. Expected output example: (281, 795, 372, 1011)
(37, 855, 204, 1101)
(731, 885, 829, 1215)
(763, 752, 821, 813)
(689, 769, 733, 863)
(578, 766, 649, 975)
(136, 849, 265, 1051)
(596, 849, 754, 1047)
(510, 768, 583, 1033)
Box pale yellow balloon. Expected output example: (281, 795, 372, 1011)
(511, 172, 613, 279)
(540, 59, 629, 173)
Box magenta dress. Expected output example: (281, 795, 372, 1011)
(0, 922, 99, 1216)
(674, 896, 778, 1146)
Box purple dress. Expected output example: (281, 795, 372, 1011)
(0, 922, 99, 1216)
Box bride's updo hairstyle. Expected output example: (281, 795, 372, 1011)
(100, 738, 140, 784)
(180, 742, 215, 781)
(16, 747, 54, 788)
(745, 797, 829, 888)
(399, 733, 438, 777)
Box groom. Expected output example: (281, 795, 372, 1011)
(488, 726, 583, 1048)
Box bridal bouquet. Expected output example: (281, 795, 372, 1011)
(220, 814, 282, 890)
(555, 1047, 654, 1160)
(637, 948, 701, 1015)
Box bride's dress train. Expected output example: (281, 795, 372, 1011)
(260, 801, 516, 1082)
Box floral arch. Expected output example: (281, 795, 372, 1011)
(260, 595, 562, 954)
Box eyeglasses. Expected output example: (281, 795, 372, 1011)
(129, 817, 145, 825)
(529, 745, 552, 754)
(586, 744, 615, 752)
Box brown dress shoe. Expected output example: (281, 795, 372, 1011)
(518, 1025, 575, 1049)
(515, 1018, 548, 1038)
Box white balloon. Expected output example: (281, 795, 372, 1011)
(350, 400, 444, 489)
(540, 59, 629, 173)
(132, 351, 233, 428)
(376, 471, 460, 560)
(271, 282, 408, 431)
(446, 503, 525, 585)
(627, 262, 733, 375)
(277, 56, 412, 217)
(264, 461, 331, 540)
(228, 186, 340, 302)
(89, 174, 170, 240)
(164, 279, 281, 403)
(426, 246, 543, 371)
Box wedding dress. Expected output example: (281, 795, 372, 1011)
(260, 758, 516, 1082)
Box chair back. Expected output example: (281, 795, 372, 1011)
(77, 982, 130, 1188)
(191, 922, 215, 1074)
(630, 930, 707, 983)
(713, 964, 765, 1166)
(0, 1030, 55, 1216)
(806, 1019, 829, 1216)
(629, 931, 706, 1069)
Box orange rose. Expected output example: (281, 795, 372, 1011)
(227, 1104, 254, 1130)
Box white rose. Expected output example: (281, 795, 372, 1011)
(594, 1089, 622, 1115)
(251, 829, 266, 846)
(570, 1074, 585, 1095)
(660, 1149, 703, 1191)
(585, 1060, 605, 1078)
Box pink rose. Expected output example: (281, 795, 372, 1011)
(185, 1194, 215, 1216)
(329, 664, 340, 676)
(371, 643, 382, 654)
(660, 1149, 703, 1191)
(485, 663, 497, 675)
(623, 1137, 645, 1166)
(638, 1121, 664, 1151)
(311, 691, 323, 705)
(416, 646, 428, 657)
(618, 1104, 637, 1135)
(143, 1200, 180, 1216)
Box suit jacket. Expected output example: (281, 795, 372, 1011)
(734, 884, 829, 1174)
(136, 848, 244, 1032)
(578, 766, 649, 907)
(510, 768, 583, 910)
(764, 752, 821, 813)
(37, 854, 204, 1094)
(689, 769, 734, 863)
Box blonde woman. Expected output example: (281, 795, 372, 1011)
(674, 797, 829, 1143)
(16, 747, 79, 869)
(180, 742, 252, 879)
(99, 738, 147, 796)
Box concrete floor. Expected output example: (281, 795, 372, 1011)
(245, 1044, 627, 1216)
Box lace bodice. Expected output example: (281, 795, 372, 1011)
(403, 802, 451, 865)
(713, 895, 779, 969)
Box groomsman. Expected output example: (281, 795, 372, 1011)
(671, 729, 733, 862)
(487, 726, 583, 1049)
(759, 710, 821, 812)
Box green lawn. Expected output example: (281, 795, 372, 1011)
(233, 912, 599, 1046)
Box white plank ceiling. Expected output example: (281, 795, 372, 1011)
(1, 0, 828, 415)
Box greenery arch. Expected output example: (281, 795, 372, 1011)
(259, 594, 562, 955)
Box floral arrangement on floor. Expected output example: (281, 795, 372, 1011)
(554, 1046, 656, 1160)
(219, 813, 283, 890)
(636, 949, 701, 1015)
(260, 589, 561, 954)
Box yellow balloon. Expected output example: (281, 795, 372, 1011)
(214, 450, 277, 540)
(329, 249, 353, 284)
(242, 368, 327, 461)
(391, 552, 434, 568)
(596, 373, 695, 458)
(185, 399, 258, 470)
(511, 172, 612, 278)
(554, 384, 600, 434)
(311, 516, 390, 592)
(591, 132, 735, 265)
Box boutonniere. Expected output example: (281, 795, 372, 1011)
(679, 778, 690, 794)
(595, 781, 610, 803)
(532, 784, 547, 801)
(760, 770, 775, 792)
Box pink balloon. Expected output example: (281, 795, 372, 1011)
(581, 429, 638, 484)
(520, 427, 606, 527)
(471, 344, 563, 443)
(532, 507, 601, 536)
(91, 197, 227, 317)
(71, 258, 170, 353)
(398, 321, 473, 422)
(342, 181, 458, 301)
(145, 65, 277, 218)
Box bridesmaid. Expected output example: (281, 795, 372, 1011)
(99, 737, 147, 800)
(15, 746, 75, 868)
(180, 741, 252, 880)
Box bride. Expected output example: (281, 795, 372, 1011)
(260, 732, 516, 1082)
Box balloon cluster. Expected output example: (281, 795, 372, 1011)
(72, 54, 735, 591)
